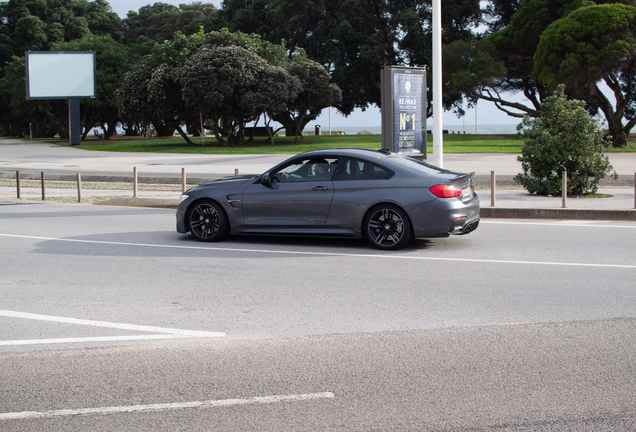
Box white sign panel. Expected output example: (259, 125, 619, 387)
(26, 51, 96, 99)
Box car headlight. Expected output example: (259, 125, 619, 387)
(179, 194, 189, 203)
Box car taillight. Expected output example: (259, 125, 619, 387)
(430, 184, 462, 198)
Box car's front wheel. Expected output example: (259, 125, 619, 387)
(364, 204, 412, 250)
(187, 199, 229, 242)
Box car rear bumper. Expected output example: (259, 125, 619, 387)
(410, 193, 480, 238)
(450, 218, 480, 235)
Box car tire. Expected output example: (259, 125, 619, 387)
(187, 199, 229, 242)
(363, 204, 412, 250)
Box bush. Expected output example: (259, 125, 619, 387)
(514, 85, 617, 196)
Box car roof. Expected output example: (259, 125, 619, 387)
(295, 148, 462, 175)
(298, 148, 391, 160)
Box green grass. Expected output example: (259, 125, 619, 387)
(64, 133, 526, 154)
(17, 132, 636, 154)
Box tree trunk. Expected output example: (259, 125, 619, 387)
(211, 123, 225, 145)
(175, 125, 194, 145)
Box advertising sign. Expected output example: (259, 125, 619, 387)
(380, 66, 426, 159)
(25, 51, 95, 99)
(26, 51, 96, 100)
(25, 51, 96, 145)
(393, 73, 424, 154)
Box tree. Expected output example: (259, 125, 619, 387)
(270, 56, 342, 141)
(447, 0, 593, 120)
(0, 0, 123, 137)
(148, 63, 197, 141)
(220, 0, 276, 40)
(118, 28, 335, 141)
(224, 0, 398, 114)
(444, 38, 508, 116)
(515, 85, 616, 196)
(177, 44, 300, 144)
(482, 0, 523, 32)
(533, 3, 636, 147)
(223, 0, 482, 117)
(122, 2, 220, 50)
(0, 0, 122, 58)
(445, 0, 636, 146)
(0, 55, 65, 137)
(116, 63, 158, 136)
(150, 27, 289, 70)
(52, 34, 135, 140)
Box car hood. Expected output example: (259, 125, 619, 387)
(189, 175, 258, 191)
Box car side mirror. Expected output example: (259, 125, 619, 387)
(261, 173, 272, 184)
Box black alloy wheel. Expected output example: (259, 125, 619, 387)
(187, 199, 229, 242)
(364, 205, 412, 250)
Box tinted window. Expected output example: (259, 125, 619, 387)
(272, 157, 338, 182)
(335, 158, 392, 181)
(387, 155, 449, 175)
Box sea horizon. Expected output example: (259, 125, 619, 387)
(307, 124, 521, 135)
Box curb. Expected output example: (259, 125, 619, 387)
(481, 207, 636, 221)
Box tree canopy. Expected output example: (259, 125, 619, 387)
(222, 0, 483, 116)
(122, 2, 219, 49)
(445, 0, 636, 147)
(2, 0, 636, 146)
(116, 29, 317, 144)
(533, 4, 636, 147)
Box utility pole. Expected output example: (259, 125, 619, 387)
(432, 0, 443, 167)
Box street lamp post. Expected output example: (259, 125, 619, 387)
(432, 0, 443, 168)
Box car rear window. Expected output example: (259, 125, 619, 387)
(387, 155, 449, 175)
(335, 158, 393, 180)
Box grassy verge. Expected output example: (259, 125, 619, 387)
(68, 133, 526, 154)
(12, 132, 636, 154)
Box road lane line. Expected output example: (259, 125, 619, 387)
(0, 310, 225, 337)
(0, 392, 336, 421)
(0, 334, 189, 346)
(1, 233, 635, 269)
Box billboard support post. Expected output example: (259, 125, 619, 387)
(380, 66, 427, 160)
(68, 99, 81, 145)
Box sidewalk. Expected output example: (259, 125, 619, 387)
(1, 138, 635, 220)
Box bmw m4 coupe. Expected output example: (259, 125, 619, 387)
(176, 148, 480, 250)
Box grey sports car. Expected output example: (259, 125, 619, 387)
(176, 148, 480, 250)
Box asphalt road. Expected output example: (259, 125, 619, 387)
(1, 201, 636, 430)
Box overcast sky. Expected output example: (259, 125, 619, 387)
(107, 0, 528, 128)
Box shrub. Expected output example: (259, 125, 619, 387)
(514, 85, 617, 196)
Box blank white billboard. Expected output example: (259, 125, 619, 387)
(26, 51, 96, 99)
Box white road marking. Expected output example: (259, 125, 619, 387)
(0, 310, 223, 337)
(1, 232, 635, 269)
(0, 309, 224, 346)
(0, 392, 335, 421)
(0, 334, 202, 346)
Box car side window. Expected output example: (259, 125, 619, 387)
(273, 157, 338, 182)
(335, 158, 392, 181)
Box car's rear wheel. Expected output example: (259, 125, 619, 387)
(364, 204, 412, 250)
(187, 199, 228, 242)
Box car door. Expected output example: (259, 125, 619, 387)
(325, 157, 395, 230)
(241, 157, 337, 230)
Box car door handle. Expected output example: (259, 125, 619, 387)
(311, 186, 329, 191)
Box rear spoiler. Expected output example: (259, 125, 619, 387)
(450, 172, 475, 187)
